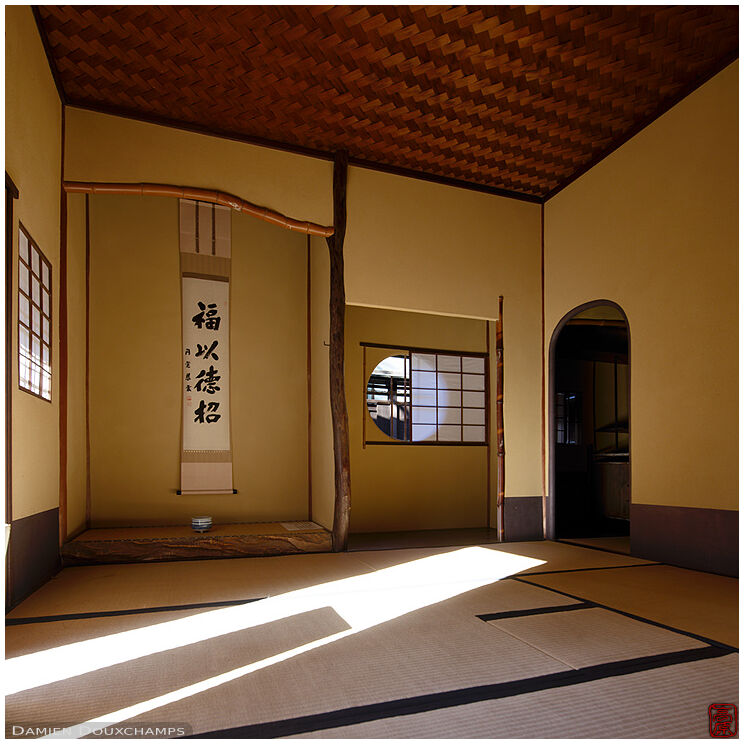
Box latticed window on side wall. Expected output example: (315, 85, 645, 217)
(18, 225, 52, 400)
(411, 353, 487, 443)
(366, 350, 488, 444)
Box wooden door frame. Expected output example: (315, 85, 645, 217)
(546, 299, 631, 540)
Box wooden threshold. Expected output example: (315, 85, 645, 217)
(61, 521, 332, 565)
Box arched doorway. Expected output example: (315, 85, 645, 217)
(547, 301, 630, 546)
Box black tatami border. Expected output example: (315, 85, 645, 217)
(5, 597, 264, 626)
(555, 538, 634, 557)
(511, 576, 738, 652)
(477, 601, 593, 622)
(5, 559, 661, 626)
(184, 646, 733, 738)
(520, 561, 661, 577)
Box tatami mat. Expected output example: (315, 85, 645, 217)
(295, 653, 739, 738)
(5, 579, 574, 661)
(353, 540, 652, 573)
(520, 564, 738, 648)
(6, 605, 236, 658)
(490, 607, 704, 669)
(5, 540, 738, 739)
(5, 552, 371, 619)
(7, 580, 571, 733)
(6, 540, 652, 621)
(117, 587, 573, 735)
(496, 540, 651, 573)
(560, 535, 631, 554)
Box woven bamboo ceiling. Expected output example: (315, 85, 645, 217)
(36, 5, 738, 201)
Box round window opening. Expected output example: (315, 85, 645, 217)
(366, 355, 412, 441)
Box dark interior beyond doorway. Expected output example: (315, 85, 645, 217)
(554, 308, 629, 539)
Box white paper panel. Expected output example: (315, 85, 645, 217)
(463, 391, 486, 408)
(463, 408, 486, 425)
(412, 424, 436, 442)
(411, 388, 436, 406)
(412, 370, 436, 388)
(438, 408, 461, 424)
(411, 353, 436, 371)
(19, 230, 28, 262)
(19, 295, 29, 326)
(463, 425, 486, 442)
(182, 277, 231, 451)
(463, 373, 485, 390)
(462, 356, 485, 373)
(19, 264, 29, 294)
(412, 407, 436, 424)
(438, 425, 461, 442)
(437, 354, 461, 372)
(438, 389, 461, 407)
(437, 372, 460, 390)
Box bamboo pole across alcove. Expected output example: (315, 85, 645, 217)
(62, 176, 354, 550)
(62, 181, 334, 237)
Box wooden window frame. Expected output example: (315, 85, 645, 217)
(18, 223, 53, 402)
(362, 342, 489, 447)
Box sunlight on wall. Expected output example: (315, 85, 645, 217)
(11, 547, 545, 738)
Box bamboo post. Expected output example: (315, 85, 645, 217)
(496, 296, 506, 541)
(327, 152, 352, 551)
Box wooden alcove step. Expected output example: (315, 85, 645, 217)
(61, 522, 332, 565)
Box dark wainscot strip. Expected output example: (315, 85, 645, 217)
(7, 507, 61, 608)
(504, 496, 543, 541)
(631, 503, 738, 577)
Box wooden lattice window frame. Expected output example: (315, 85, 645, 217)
(364, 344, 489, 446)
(18, 224, 52, 401)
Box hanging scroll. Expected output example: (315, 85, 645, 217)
(179, 199, 234, 494)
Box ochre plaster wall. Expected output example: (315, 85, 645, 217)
(346, 306, 489, 532)
(5, 6, 62, 521)
(64, 107, 333, 228)
(309, 237, 335, 530)
(88, 194, 309, 525)
(65, 108, 545, 527)
(344, 169, 544, 516)
(545, 61, 738, 512)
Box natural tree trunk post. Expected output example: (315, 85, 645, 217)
(496, 295, 506, 541)
(327, 151, 351, 551)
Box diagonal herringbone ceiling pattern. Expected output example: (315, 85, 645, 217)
(36, 5, 739, 200)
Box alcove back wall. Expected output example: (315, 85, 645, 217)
(88, 194, 309, 526)
(346, 306, 489, 532)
